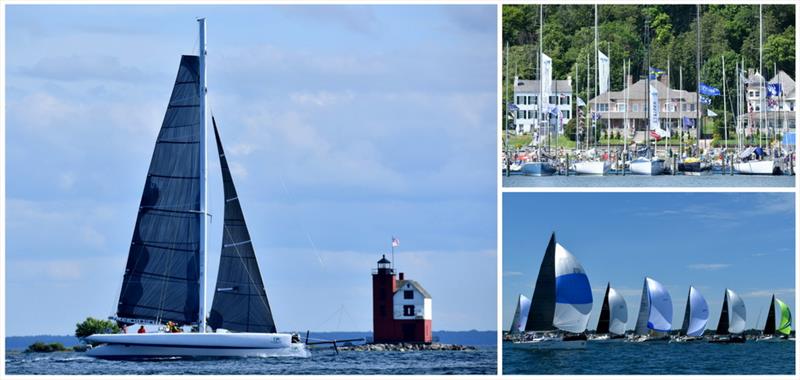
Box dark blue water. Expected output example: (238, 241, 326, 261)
(6, 347, 496, 375)
(503, 340, 795, 375)
(503, 172, 795, 187)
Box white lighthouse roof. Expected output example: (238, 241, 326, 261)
(395, 280, 432, 299)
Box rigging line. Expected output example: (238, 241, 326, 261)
(278, 172, 325, 268)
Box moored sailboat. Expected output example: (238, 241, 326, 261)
(672, 286, 708, 342)
(590, 282, 628, 341)
(709, 288, 746, 343)
(512, 233, 593, 349)
(630, 277, 672, 342)
(85, 20, 307, 359)
(757, 294, 793, 342)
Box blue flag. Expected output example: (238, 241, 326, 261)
(507, 102, 519, 112)
(699, 83, 721, 96)
(766, 83, 782, 97)
(682, 116, 695, 128)
(699, 95, 712, 105)
(591, 112, 601, 121)
(649, 67, 665, 79)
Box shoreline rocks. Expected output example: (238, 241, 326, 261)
(340, 342, 476, 352)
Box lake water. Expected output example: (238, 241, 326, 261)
(5, 346, 497, 375)
(503, 172, 795, 187)
(503, 340, 795, 375)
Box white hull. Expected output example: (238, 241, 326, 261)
(85, 332, 308, 359)
(755, 335, 791, 343)
(734, 160, 776, 175)
(629, 159, 665, 175)
(512, 337, 586, 350)
(573, 161, 611, 175)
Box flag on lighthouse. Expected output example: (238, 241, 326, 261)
(392, 237, 400, 248)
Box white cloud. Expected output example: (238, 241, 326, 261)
(290, 90, 355, 107)
(503, 271, 523, 277)
(742, 288, 796, 298)
(228, 161, 248, 180)
(58, 172, 76, 190)
(687, 263, 731, 271)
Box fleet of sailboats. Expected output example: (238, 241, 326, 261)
(506, 234, 793, 347)
(85, 20, 308, 359)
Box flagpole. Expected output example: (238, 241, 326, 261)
(679, 65, 683, 168)
(722, 55, 728, 153)
(696, 4, 702, 152)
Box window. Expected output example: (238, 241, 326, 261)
(597, 103, 609, 112)
(516, 95, 522, 105)
(404, 290, 414, 299)
(563, 96, 571, 105)
(682, 103, 687, 111)
(690, 104, 696, 111)
(562, 110, 570, 119)
(532, 95, 538, 105)
(755, 91, 760, 97)
(549, 95, 557, 104)
(617, 103, 626, 112)
(403, 305, 415, 316)
(632, 104, 639, 112)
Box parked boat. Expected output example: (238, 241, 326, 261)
(678, 157, 711, 175)
(86, 20, 307, 359)
(757, 294, 793, 342)
(512, 233, 593, 349)
(734, 159, 780, 175)
(630, 157, 665, 175)
(590, 282, 628, 340)
(521, 161, 557, 176)
(672, 286, 708, 342)
(630, 277, 672, 342)
(709, 289, 747, 343)
(573, 160, 611, 176)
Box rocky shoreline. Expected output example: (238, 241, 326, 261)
(339, 342, 476, 352)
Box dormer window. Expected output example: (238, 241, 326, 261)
(404, 290, 414, 299)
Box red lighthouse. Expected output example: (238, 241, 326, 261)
(372, 255, 432, 343)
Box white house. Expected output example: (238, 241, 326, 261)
(392, 279, 432, 321)
(741, 69, 796, 132)
(513, 76, 573, 135)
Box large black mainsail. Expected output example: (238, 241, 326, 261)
(207, 118, 277, 333)
(680, 288, 692, 335)
(763, 295, 776, 335)
(716, 292, 730, 334)
(116, 55, 202, 326)
(525, 233, 557, 331)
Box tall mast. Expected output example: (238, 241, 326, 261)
(696, 5, 701, 145)
(645, 15, 651, 154)
(679, 66, 683, 162)
(575, 61, 579, 147)
(539, 4, 544, 151)
(722, 55, 728, 152)
(505, 42, 509, 176)
(197, 17, 208, 333)
(586, 54, 590, 151)
(759, 4, 764, 147)
(594, 4, 598, 151)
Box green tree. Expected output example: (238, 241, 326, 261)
(75, 317, 119, 339)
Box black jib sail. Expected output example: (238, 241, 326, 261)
(595, 283, 611, 334)
(763, 295, 776, 335)
(716, 291, 730, 334)
(525, 233, 557, 331)
(207, 117, 277, 333)
(116, 55, 202, 326)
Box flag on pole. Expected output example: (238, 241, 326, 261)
(699, 83, 721, 96)
(541, 53, 552, 114)
(598, 50, 610, 94)
(650, 130, 663, 141)
(766, 83, 782, 97)
(699, 95, 712, 105)
(682, 116, 695, 128)
(391, 237, 400, 247)
(649, 67, 665, 79)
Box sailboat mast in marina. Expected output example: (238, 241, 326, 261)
(513, 233, 592, 349)
(84, 19, 308, 359)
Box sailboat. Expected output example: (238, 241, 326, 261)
(85, 19, 308, 359)
(574, 4, 611, 176)
(757, 295, 793, 342)
(590, 282, 628, 340)
(709, 288, 747, 343)
(672, 286, 708, 342)
(504, 294, 532, 341)
(630, 18, 665, 176)
(630, 277, 672, 342)
(734, 5, 779, 175)
(512, 233, 592, 349)
(522, 5, 557, 177)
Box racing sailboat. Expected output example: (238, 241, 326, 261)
(512, 233, 593, 349)
(709, 288, 747, 343)
(85, 19, 307, 359)
(590, 282, 628, 340)
(757, 294, 793, 341)
(672, 286, 709, 342)
(630, 277, 672, 342)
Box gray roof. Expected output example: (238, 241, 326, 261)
(515, 78, 572, 93)
(588, 78, 697, 104)
(396, 279, 432, 299)
(769, 70, 796, 98)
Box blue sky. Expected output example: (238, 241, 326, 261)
(503, 193, 795, 332)
(4, 5, 498, 335)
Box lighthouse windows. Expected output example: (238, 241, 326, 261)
(404, 290, 414, 299)
(403, 305, 415, 316)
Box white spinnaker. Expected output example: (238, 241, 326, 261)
(727, 289, 746, 334)
(686, 286, 709, 337)
(510, 294, 531, 333)
(646, 277, 673, 332)
(552, 243, 592, 333)
(607, 287, 628, 336)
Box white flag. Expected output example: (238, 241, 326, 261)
(541, 53, 552, 115)
(649, 84, 668, 138)
(598, 50, 609, 94)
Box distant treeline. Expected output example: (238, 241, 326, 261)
(502, 4, 795, 108)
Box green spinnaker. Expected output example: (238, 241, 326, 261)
(776, 298, 792, 335)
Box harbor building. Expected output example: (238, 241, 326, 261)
(739, 69, 796, 133)
(587, 74, 700, 142)
(513, 76, 573, 135)
(372, 255, 432, 344)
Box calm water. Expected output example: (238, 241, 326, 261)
(5, 347, 496, 375)
(503, 340, 795, 375)
(503, 172, 795, 187)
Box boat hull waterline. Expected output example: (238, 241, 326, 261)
(521, 162, 557, 176)
(629, 159, 665, 175)
(733, 160, 779, 175)
(85, 332, 309, 359)
(572, 161, 611, 175)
